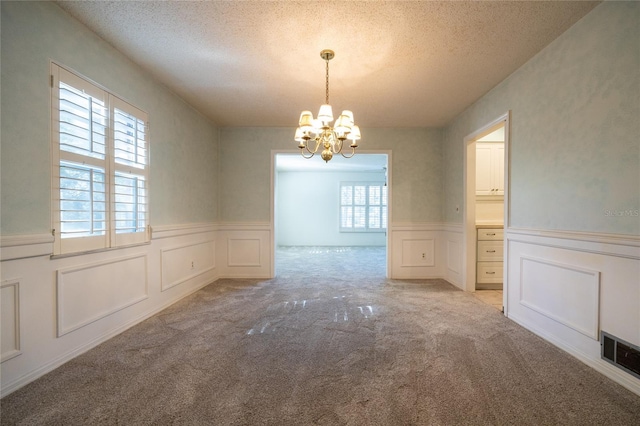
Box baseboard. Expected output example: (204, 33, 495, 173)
(509, 312, 640, 397)
(0, 275, 217, 398)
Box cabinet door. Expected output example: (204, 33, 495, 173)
(493, 145, 504, 195)
(475, 145, 493, 196)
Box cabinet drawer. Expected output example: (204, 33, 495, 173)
(477, 262, 503, 283)
(477, 241, 503, 261)
(477, 228, 503, 241)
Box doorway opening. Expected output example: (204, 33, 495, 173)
(271, 152, 391, 279)
(463, 113, 509, 315)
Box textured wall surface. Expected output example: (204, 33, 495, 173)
(443, 1, 640, 235)
(0, 1, 219, 234)
(219, 127, 443, 224)
(277, 170, 387, 246)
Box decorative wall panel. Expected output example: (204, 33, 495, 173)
(161, 240, 215, 291)
(1, 280, 21, 362)
(447, 240, 462, 275)
(57, 254, 148, 336)
(401, 239, 435, 267)
(228, 238, 261, 267)
(519, 256, 600, 340)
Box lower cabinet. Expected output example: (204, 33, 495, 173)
(477, 227, 503, 289)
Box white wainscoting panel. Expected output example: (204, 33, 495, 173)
(506, 228, 640, 396)
(1, 279, 21, 362)
(519, 256, 600, 340)
(161, 240, 216, 291)
(447, 240, 462, 276)
(57, 254, 148, 336)
(440, 223, 464, 288)
(401, 239, 435, 267)
(228, 238, 261, 267)
(218, 224, 272, 278)
(390, 226, 444, 279)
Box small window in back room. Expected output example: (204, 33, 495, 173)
(340, 182, 387, 232)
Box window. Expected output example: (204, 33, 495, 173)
(51, 64, 149, 255)
(340, 183, 387, 232)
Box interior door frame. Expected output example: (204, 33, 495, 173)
(462, 111, 511, 313)
(270, 149, 392, 278)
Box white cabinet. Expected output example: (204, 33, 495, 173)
(476, 227, 503, 289)
(476, 142, 504, 196)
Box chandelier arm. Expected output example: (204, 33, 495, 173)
(311, 137, 322, 154)
(333, 136, 343, 154)
(300, 148, 315, 159)
(340, 146, 357, 159)
(302, 142, 314, 155)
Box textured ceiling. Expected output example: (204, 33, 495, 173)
(56, 1, 599, 128)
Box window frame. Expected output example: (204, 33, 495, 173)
(339, 181, 388, 233)
(51, 63, 150, 255)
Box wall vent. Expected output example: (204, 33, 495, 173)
(601, 331, 640, 380)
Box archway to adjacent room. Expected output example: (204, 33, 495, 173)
(271, 151, 391, 279)
(463, 112, 510, 315)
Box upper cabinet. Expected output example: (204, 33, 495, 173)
(476, 142, 504, 196)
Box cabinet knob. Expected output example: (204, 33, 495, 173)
(486, 272, 496, 275)
(487, 250, 496, 253)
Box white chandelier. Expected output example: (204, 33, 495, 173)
(295, 49, 361, 163)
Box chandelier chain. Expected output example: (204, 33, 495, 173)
(325, 58, 330, 105)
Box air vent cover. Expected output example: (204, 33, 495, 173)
(601, 331, 640, 379)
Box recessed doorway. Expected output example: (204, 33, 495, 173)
(463, 113, 509, 315)
(271, 152, 391, 279)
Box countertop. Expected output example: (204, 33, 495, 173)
(475, 223, 504, 229)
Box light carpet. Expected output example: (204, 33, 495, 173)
(1, 246, 639, 425)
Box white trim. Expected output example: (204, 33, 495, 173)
(391, 222, 450, 232)
(0, 234, 54, 261)
(217, 222, 271, 232)
(506, 227, 640, 259)
(1, 279, 22, 363)
(1, 234, 55, 247)
(151, 222, 218, 239)
(442, 222, 464, 233)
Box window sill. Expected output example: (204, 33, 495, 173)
(339, 229, 387, 234)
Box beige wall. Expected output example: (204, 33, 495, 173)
(443, 1, 640, 235)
